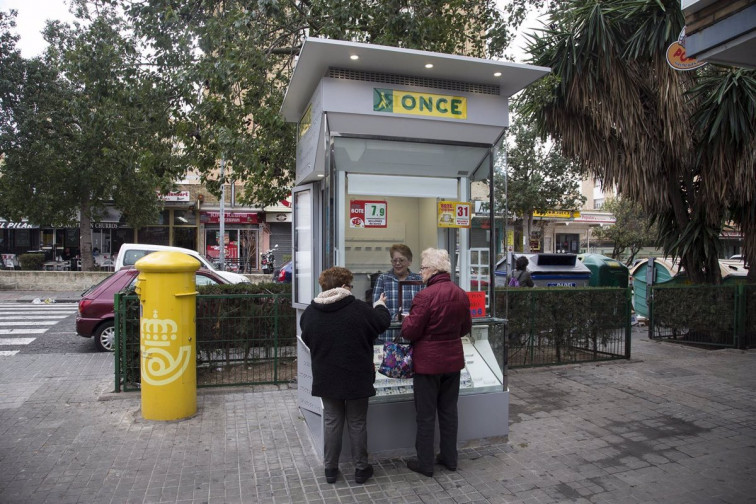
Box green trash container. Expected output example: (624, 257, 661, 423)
(629, 258, 684, 319)
(578, 254, 629, 287)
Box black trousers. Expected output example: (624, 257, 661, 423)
(412, 371, 461, 472)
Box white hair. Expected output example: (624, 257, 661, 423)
(421, 248, 451, 273)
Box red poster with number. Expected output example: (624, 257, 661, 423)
(350, 200, 388, 228)
(466, 291, 486, 318)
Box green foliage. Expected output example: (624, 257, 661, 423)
(592, 196, 658, 264)
(650, 284, 756, 347)
(117, 289, 296, 389)
(18, 253, 45, 270)
(496, 287, 629, 365)
(652, 285, 734, 337)
(117, 0, 539, 207)
(517, 0, 756, 284)
(0, 8, 185, 270)
(197, 281, 291, 296)
(493, 116, 585, 250)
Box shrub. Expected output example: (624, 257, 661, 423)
(18, 253, 45, 270)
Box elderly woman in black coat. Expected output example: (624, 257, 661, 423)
(301, 266, 391, 485)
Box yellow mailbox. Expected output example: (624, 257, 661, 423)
(134, 251, 200, 420)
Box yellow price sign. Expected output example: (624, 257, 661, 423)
(437, 201, 471, 228)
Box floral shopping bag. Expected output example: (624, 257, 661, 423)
(378, 340, 414, 379)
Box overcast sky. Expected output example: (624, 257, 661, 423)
(1, 0, 75, 57)
(2, 0, 537, 60)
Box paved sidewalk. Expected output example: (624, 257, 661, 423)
(0, 326, 755, 503)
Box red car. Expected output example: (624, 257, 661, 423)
(76, 267, 228, 352)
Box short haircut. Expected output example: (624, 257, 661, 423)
(318, 266, 354, 291)
(421, 248, 451, 273)
(515, 255, 529, 270)
(389, 244, 413, 262)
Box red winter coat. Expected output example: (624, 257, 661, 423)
(400, 272, 472, 375)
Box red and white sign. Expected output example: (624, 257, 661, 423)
(466, 291, 486, 318)
(200, 211, 259, 224)
(350, 200, 387, 228)
(206, 243, 238, 259)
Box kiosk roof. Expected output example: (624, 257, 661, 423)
(281, 38, 550, 122)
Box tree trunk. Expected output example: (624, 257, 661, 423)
(524, 213, 533, 253)
(79, 201, 94, 271)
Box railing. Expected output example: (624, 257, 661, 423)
(649, 283, 756, 349)
(114, 292, 297, 392)
(495, 287, 632, 368)
(114, 287, 634, 391)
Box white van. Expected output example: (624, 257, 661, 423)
(114, 244, 250, 284)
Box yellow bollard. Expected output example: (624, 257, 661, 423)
(134, 251, 200, 420)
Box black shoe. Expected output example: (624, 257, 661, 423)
(324, 467, 338, 484)
(354, 464, 374, 484)
(435, 455, 457, 471)
(407, 458, 433, 477)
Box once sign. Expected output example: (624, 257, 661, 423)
(373, 88, 467, 120)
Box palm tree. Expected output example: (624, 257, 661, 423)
(518, 0, 756, 283)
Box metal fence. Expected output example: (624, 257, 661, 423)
(115, 292, 297, 392)
(649, 283, 756, 349)
(115, 287, 633, 391)
(495, 287, 632, 368)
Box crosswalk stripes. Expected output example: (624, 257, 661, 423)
(0, 303, 78, 356)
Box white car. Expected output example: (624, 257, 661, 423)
(114, 243, 250, 284)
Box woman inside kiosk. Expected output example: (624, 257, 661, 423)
(372, 244, 423, 342)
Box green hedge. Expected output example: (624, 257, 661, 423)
(117, 283, 297, 389)
(495, 287, 630, 364)
(18, 253, 45, 270)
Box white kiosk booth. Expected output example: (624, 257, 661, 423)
(281, 38, 549, 459)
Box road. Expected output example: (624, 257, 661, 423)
(0, 301, 98, 355)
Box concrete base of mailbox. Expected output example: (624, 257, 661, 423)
(301, 390, 509, 461)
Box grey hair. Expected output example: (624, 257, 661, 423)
(421, 248, 451, 273)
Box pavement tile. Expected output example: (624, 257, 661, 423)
(1, 325, 756, 503)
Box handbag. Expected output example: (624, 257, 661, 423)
(378, 339, 414, 379)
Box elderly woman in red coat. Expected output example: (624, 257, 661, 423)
(400, 248, 472, 477)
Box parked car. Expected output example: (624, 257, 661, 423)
(273, 260, 292, 283)
(76, 267, 229, 352)
(114, 243, 250, 284)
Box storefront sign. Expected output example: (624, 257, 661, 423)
(573, 214, 616, 224)
(350, 200, 387, 228)
(269, 212, 292, 223)
(666, 28, 706, 71)
(200, 211, 259, 224)
(157, 191, 191, 202)
(0, 220, 37, 229)
(533, 209, 581, 219)
(474, 201, 491, 214)
(437, 201, 471, 228)
(373, 88, 467, 120)
(466, 291, 486, 318)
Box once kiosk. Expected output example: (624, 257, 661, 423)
(281, 38, 549, 459)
